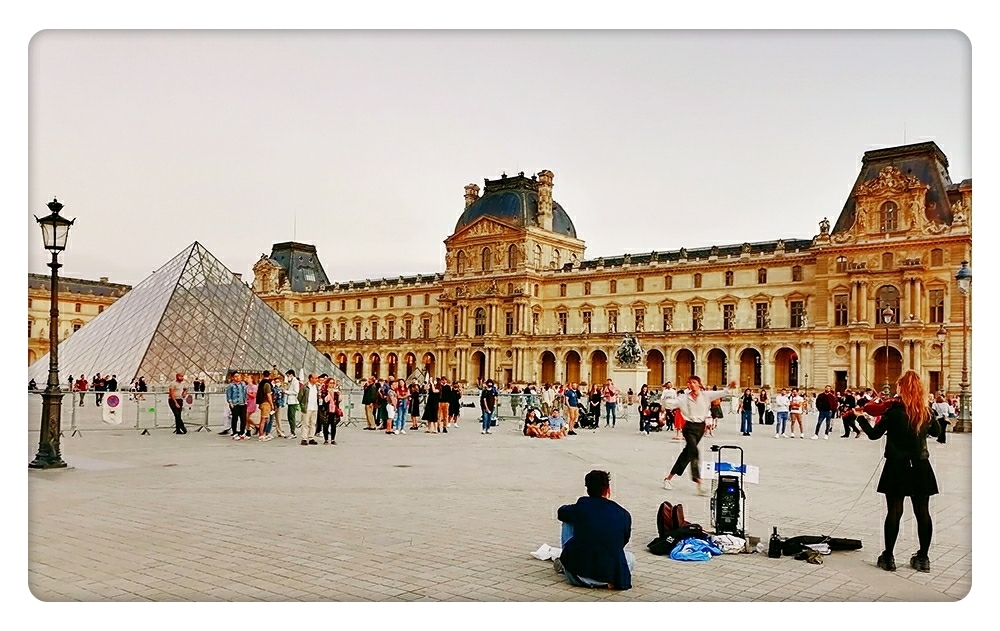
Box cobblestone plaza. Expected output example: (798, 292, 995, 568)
(27, 401, 970, 602)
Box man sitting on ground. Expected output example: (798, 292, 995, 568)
(546, 408, 567, 439)
(555, 470, 634, 590)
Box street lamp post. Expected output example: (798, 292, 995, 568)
(29, 198, 75, 470)
(955, 261, 972, 432)
(936, 324, 947, 395)
(881, 305, 894, 396)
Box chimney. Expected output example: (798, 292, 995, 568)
(464, 183, 480, 209)
(99, 277, 108, 283)
(536, 170, 554, 231)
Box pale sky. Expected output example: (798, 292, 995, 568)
(28, 30, 971, 285)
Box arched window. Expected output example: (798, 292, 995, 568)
(533, 284, 539, 297)
(534, 245, 543, 268)
(836, 256, 848, 273)
(636, 277, 645, 292)
(610, 279, 617, 293)
(882, 252, 893, 270)
(552, 249, 561, 268)
(474, 308, 486, 336)
(725, 270, 734, 286)
(456, 250, 466, 274)
(757, 268, 767, 284)
(506, 282, 514, 295)
(880, 201, 898, 232)
(877, 285, 900, 324)
(482, 247, 492, 272)
(507, 244, 518, 269)
(693, 273, 702, 289)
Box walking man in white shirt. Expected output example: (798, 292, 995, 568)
(661, 377, 738, 494)
(659, 382, 679, 440)
(298, 373, 320, 446)
(284, 370, 300, 439)
(773, 388, 791, 438)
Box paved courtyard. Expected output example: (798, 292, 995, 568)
(27, 399, 971, 602)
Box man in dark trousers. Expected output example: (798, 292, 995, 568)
(555, 470, 634, 590)
(362, 376, 378, 430)
(813, 384, 838, 438)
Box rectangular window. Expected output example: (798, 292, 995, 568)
(757, 269, 767, 284)
(582, 311, 592, 334)
(560, 284, 567, 297)
(341, 300, 346, 310)
(312, 302, 316, 312)
(834, 295, 849, 327)
(407, 295, 412, 307)
(75, 303, 81, 313)
(325, 322, 332, 340)
(293, 323, 300, 333)
(662, 307, 673, 331)
(790, 301, 805, 328)
(635, 308, 645, 332)
(371, 322, 378, 341)
(608, 309, 618, 333)
(693, 273, 702, 289)
(664, 275, 673, 290)
(532, 312, 540, 333)
(372, 297, 378, 309)
(73, 323, 81, 332)
(28, 320, 32, 337)
(389, 296, 394, 307)
(792, 266, 802, 282)
(453, 313, 460, 335)
(691, 305, 703, 331)
(356, 298, 361, 309)
(98, 305, 104, 313)
(326, 301, 331, 311)
(637, 277, 645, 292)
(310, 323, 317, 341)
(340, 322, 347, 341)
(388, 320, 395, 340)
(558, 312, 568, 334)
(929, 289, 945, 323)
(755, 303, 769, 329)
(723, 304, 735, 330)
(404, 319, 412, 339)
(505, 311, 514, 335)
(355, 321, 362, 340)
(424, 293, 430, 306)
(610, 280, 617, 293)
(422, 318, 431, 339)
(584, 282, 591, 296)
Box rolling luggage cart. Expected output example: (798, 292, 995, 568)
(709, 444, 746, 539)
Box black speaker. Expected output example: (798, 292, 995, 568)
(714, 474, 741, 535)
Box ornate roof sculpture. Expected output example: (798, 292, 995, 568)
(454, 171, 578, 238)
(28, 242, 356, 389)
(267, 242, 330, 292)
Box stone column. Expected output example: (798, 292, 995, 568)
(903, 279, 912, 320)
(849, 283, 857, 323)
(913, 340, 922, 374)
(902, 340, 911, 371)
(554, 353, 564, 384)
(914, 278, 923, 321)
(859, 342, 869, 389)
(761, 346, 773, 389)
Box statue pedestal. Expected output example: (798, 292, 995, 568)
(609, 366, 648, 398)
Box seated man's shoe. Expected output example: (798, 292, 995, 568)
(877, 551, 896, 571)
(553, 558, 565, 574)
(910, 553, 931, 572)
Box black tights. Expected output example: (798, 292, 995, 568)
(323, 417, 339, 441)
(884, 494, 932, 557)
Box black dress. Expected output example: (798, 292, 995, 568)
(422, 388, 439, 422)
(858, 402, 941, 497)
(448, 387, 461, 417)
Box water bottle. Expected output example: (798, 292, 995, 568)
(768, 526, 782, 558)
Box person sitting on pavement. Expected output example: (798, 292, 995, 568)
(546, 408, 567, 439)
(555, 470, 634, 590)
(523, 407, 544, 436)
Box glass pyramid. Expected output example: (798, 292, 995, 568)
(28, 242, 357, 391)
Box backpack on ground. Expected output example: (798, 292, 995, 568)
(764, 410, 775, 425)
(656, 501, 689, 537)
(649, 501, 706, 556)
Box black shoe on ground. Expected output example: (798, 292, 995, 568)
(442, 428, 448, 433)
(568, 431, 577, 436)
(910, 553, 930, 572)
(308, 439, 318, 445)
(877, 551, 896, 572)
(218, 429, 230, 435)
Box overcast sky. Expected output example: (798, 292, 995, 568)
(28, 30, 970, 285)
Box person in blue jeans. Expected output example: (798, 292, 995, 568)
(556, 470, 635, 590)
(602, 380, 619, 428)
(738, 388, 754, 436)
(480, 379, 498, 434)
(392, 379, 409, 434)
(773, 388, 790, 437)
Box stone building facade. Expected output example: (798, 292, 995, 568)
(253, 142, 972, 395)
(28, 274, 131, 365)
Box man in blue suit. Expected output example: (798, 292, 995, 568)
(556, 470, 634, 590)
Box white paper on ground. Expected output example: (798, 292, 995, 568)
(531, 544, 562, 561)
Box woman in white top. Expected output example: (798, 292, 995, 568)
(661, 377, 738, 494)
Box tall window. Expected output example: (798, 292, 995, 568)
(311, 302, 317, 312)
(422, 317, 430, 339)
(834, 294, 849, 326)
(534, 245, 543, 268)
(453, 312, 460, 335)
(755, 303, 769, 329)
(372, 297, 378, 309)
(636, 277, 645, 292)
(662, 307, 673, 331)
(610, 280, 617, 293)
(929, 289, 945, 323)
(325, 322, 332, 340)
(310, 323, 317, 342)
(880, 201, 898, 232)
(584, 281, 591, 295)
(559, 283, 567, 297)
(723, 304, 735, 330)
(532, 312, 540, 333)
(507, 282, 514, 295)
(877, 285, 901, 324)
(553, 249, 561, 268)
(507, 244, 518, 269)
(340, 322, 347, 341)
(533, 284, 539, 297)
(456, 250, 466, 274)
(931, 248, 943, 267)
(356, 298, 361, 309)
(792, 265, 802, 282)
(635, 308, 645, 332)
(388, 320, 395, 340)
(790, 301, 805, 328)
(73, 323, 82, 332)
(424, 293, 430, 306)
(371, 321, 378, 340)
(691, 305, 703, 331)
(693, 273, 702, 289)
(406, 295, 412, 307)
(474, 308, 486, 336)
(882, 252, 894, 270)
(326, 301, 331, 311)
(558, 312, 568, 334)
(582, 311, 592, 334)
(608, 309, 618, 333)
(404, 319, 412, 339)
(836, 256, 848, 273)
(294, 302, 299, 312)
(505, 311, 514, 335)
(341, 300, 346, 310)
(28, 319, 32, 337)
(482, 247, 492, 272)
(757, 268, 767, 284)
(725, 270, 734, 286)
(664, 275, 673, 290)
(98, 305, 104, 313)
(355, 321, 362, 340)
(389, 296, 394, 308)
(75, 303, 81, 313)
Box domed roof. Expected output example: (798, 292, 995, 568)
(454, 173, 577, 238)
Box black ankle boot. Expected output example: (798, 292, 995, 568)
(910, 553, 930, 572)
(877, 551, 896, 571)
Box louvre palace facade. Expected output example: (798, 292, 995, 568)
(251, 142, 972, 395)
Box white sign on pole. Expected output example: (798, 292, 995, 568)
(102, 393, 123, 425)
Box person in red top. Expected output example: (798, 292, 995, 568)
(74, 376, 88, 406)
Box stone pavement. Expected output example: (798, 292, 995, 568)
(27, 401, 971, 602)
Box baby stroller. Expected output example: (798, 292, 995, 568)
(642, 401, 664, 433)
(576, 402, 599, 429)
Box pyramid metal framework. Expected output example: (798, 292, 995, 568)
(28, 242, 357, 390)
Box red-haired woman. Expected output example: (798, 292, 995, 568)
(857, 370, 941, 573)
